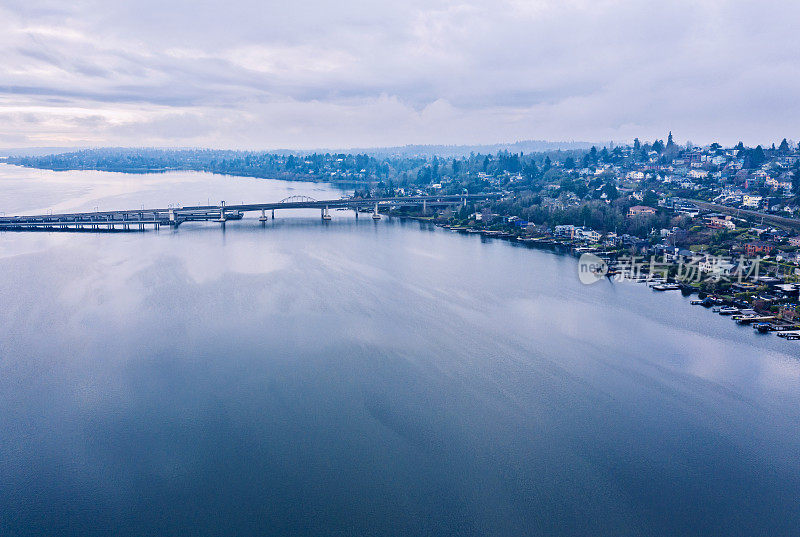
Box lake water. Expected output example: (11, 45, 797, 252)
(1, 163, 799, 536)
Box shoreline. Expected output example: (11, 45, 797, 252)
(413, 217, 800, 344)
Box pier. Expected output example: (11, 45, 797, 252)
(0, 194, 499, 232)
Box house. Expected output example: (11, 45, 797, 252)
(554, 225, 575, 238)
(628, 205, 657, 217)
(788, 237, 800, 247)
(742, 194, 763, 208)
(574, 227, 601, 242)
(706, 216, 736, 230)
(699, 256, 736, 277)
(744, 241, 774, 257)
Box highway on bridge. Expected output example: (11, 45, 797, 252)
(0, 194, 502, 231)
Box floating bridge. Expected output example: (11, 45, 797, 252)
(0, 194, 500, 232)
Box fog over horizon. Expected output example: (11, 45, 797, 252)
(2, 0, 799, 150)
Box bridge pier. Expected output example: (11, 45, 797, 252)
(259, 209, 269, 222)
(372, 202, 381, 220)
(322, 206, 332, 221)
(217, 201, 226, 224)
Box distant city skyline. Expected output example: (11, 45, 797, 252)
(2, 0, 799, 149)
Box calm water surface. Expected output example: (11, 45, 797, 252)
(1, 164, 799, 536)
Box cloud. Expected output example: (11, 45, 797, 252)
(1, 0, 800, 149)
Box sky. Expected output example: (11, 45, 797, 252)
(1, 0, 799, 150)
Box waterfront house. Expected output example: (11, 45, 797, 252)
(699, 256, 736, 277)
(574, 227, 601, 242)
(554, 225, 576, 238)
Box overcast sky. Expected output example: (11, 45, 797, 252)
(1, 0, 799, 150)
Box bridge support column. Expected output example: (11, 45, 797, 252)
(259, 209, 268, 222)
(322, 206, 332, 221)
(217, 201, 226, 223)
(272, 209, 275, 219)
(423, 199, 427, 214)
(372, 202, 381, 220)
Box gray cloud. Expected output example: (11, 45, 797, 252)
(1, 0, 799, 149)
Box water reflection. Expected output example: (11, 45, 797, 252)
(0, 165, 799, 536)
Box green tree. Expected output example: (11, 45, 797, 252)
(642, 190, 659, 207)
(602, 182, 619, 201)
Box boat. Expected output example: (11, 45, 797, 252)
(653, 283, 681, 291)
(691, 299, 704, 305)
(777, 331, 800, 340)
(712, 306, 721, 313)
(736, 315, 775, 325)
(718, 307, 739, 315)
(754, 323, 772, 333)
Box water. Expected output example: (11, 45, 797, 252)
(1, 164, 799, 536)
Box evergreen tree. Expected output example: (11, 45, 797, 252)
(752, 145, 765, 167)
(602, 182, 619, 201)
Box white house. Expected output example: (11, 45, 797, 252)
(699, 256, 735, 277)
(742, 194, 763, 208)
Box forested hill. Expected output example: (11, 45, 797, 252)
(4, 147, 584, 184)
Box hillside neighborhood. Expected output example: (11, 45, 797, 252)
(7, 138, 800, 327)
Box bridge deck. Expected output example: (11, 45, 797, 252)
(0, 194, 500, 231)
